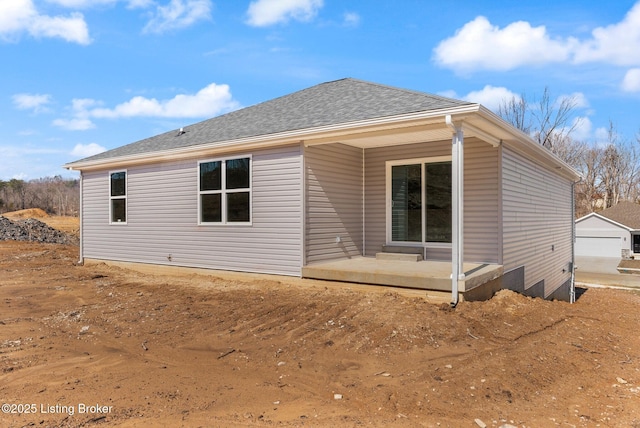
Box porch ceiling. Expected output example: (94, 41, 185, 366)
(302, 115, 504, 149)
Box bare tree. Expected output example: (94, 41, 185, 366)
(498, 93, 531, 135)
(497, 86, 581, 151)
(532, 88, 580, 150)
(0, 176, 79, 216)
(575, 146, 603, 217)
(499, 89, 640, 216)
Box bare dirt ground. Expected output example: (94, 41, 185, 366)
(1, 218, 640, 427)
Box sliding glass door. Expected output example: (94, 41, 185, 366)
(389, 158, 452, 245)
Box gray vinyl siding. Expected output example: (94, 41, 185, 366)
(81, 145, 303, 276)
(364, 139, 500, 263)
(305, 144, 363, 264)
(501, 146, 573, 297)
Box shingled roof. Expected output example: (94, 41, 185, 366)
(66, 78, 473, 165)
(598, 201, 640, 229)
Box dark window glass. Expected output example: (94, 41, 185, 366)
(425, 162, 452, 243)
(201, 194, 222, 222)
(111, 198, 126, 223)
(227, 192, 250, 222)
(110, 172, 126, 197)
(391, 164, 422, 242)
(226, 158, 250, 189)
(200, 161, 221, 191)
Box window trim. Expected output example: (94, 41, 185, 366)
(109, 169, 127, 225)
(198, 155, 252, 226)
(385, 156, 452, 247)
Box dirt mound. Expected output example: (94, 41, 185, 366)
(2, 208, 49, 219)
(0, 215, 76, 244)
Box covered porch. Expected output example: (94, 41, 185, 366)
(303, 109, 509, 305)
(302, 255, 504, 302)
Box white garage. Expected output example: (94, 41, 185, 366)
(575, 235, 622, 258)
(575, 202, 640, 274)
(574, 203, 640, 275)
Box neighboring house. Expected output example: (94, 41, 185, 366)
(64, 78, 580, 303)
(576, 202, 640, 263)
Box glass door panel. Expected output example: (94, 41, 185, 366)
(391, 164, 422, 242)
(425, 162, 452, 243)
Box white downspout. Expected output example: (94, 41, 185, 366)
(78, 171, 84, 265)
(570, 180, 577, 303)
(446, 115, 464, 307)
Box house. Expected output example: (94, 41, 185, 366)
(64, 78, 580, 304)
(575, 201, 640, 272)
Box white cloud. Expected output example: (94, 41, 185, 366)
(127, 0, 154, 8)
(45, 0, 152, 7)
(570, 116, 592, 141)
(622, 68, 640, 92)
(594, 126, 610, 141)
(434, 2, 640, 73)
(143, 0, 212, 34)
(12, 93, 52, 112)
(53, 118, 96, 131)
(437, 90, 458, 99)
(560, 92, 589, 108)
(54, 83, 239, 128)
(462, 85, 520, 111)
(433, 16, 574, 72)
(573, 2, 640, 66)
(12, 172, 29, 180)
(0, 0, 90, 44)
(246, 0, 323, 27)
(70, 143, 106, 157)
(343, 12, 360, 27)
(88, 83, 239, 118)
(45, 0, 117, 7)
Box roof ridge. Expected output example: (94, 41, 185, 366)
(337, 78, 473, 105)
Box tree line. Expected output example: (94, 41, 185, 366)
(498, 88, 640, 218)
(0, 176, 79, 216)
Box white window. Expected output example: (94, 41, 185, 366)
(198, 156, 251, 224)
(109, 170, 127, 224)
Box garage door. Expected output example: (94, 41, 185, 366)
(575, 236, 621, 258)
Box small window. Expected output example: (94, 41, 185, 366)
(199, 157, 251, 224)
(109, 170, 127, 224)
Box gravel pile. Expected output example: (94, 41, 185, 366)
(0, 216, 75, 245)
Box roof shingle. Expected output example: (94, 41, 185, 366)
(67, 78, 472, 165)
(598, 201, 640, 229)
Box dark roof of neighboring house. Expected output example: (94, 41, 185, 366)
(598, 201, 640, 229)
(66, 78, 473, 165)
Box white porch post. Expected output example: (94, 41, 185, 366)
(446, 115, 464, 307)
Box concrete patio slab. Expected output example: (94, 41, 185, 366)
(302, 257, 503, 299)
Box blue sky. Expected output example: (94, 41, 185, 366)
(1, 0, 639, 180)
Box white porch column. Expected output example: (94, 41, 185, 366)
(446, 116, 464, 307)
